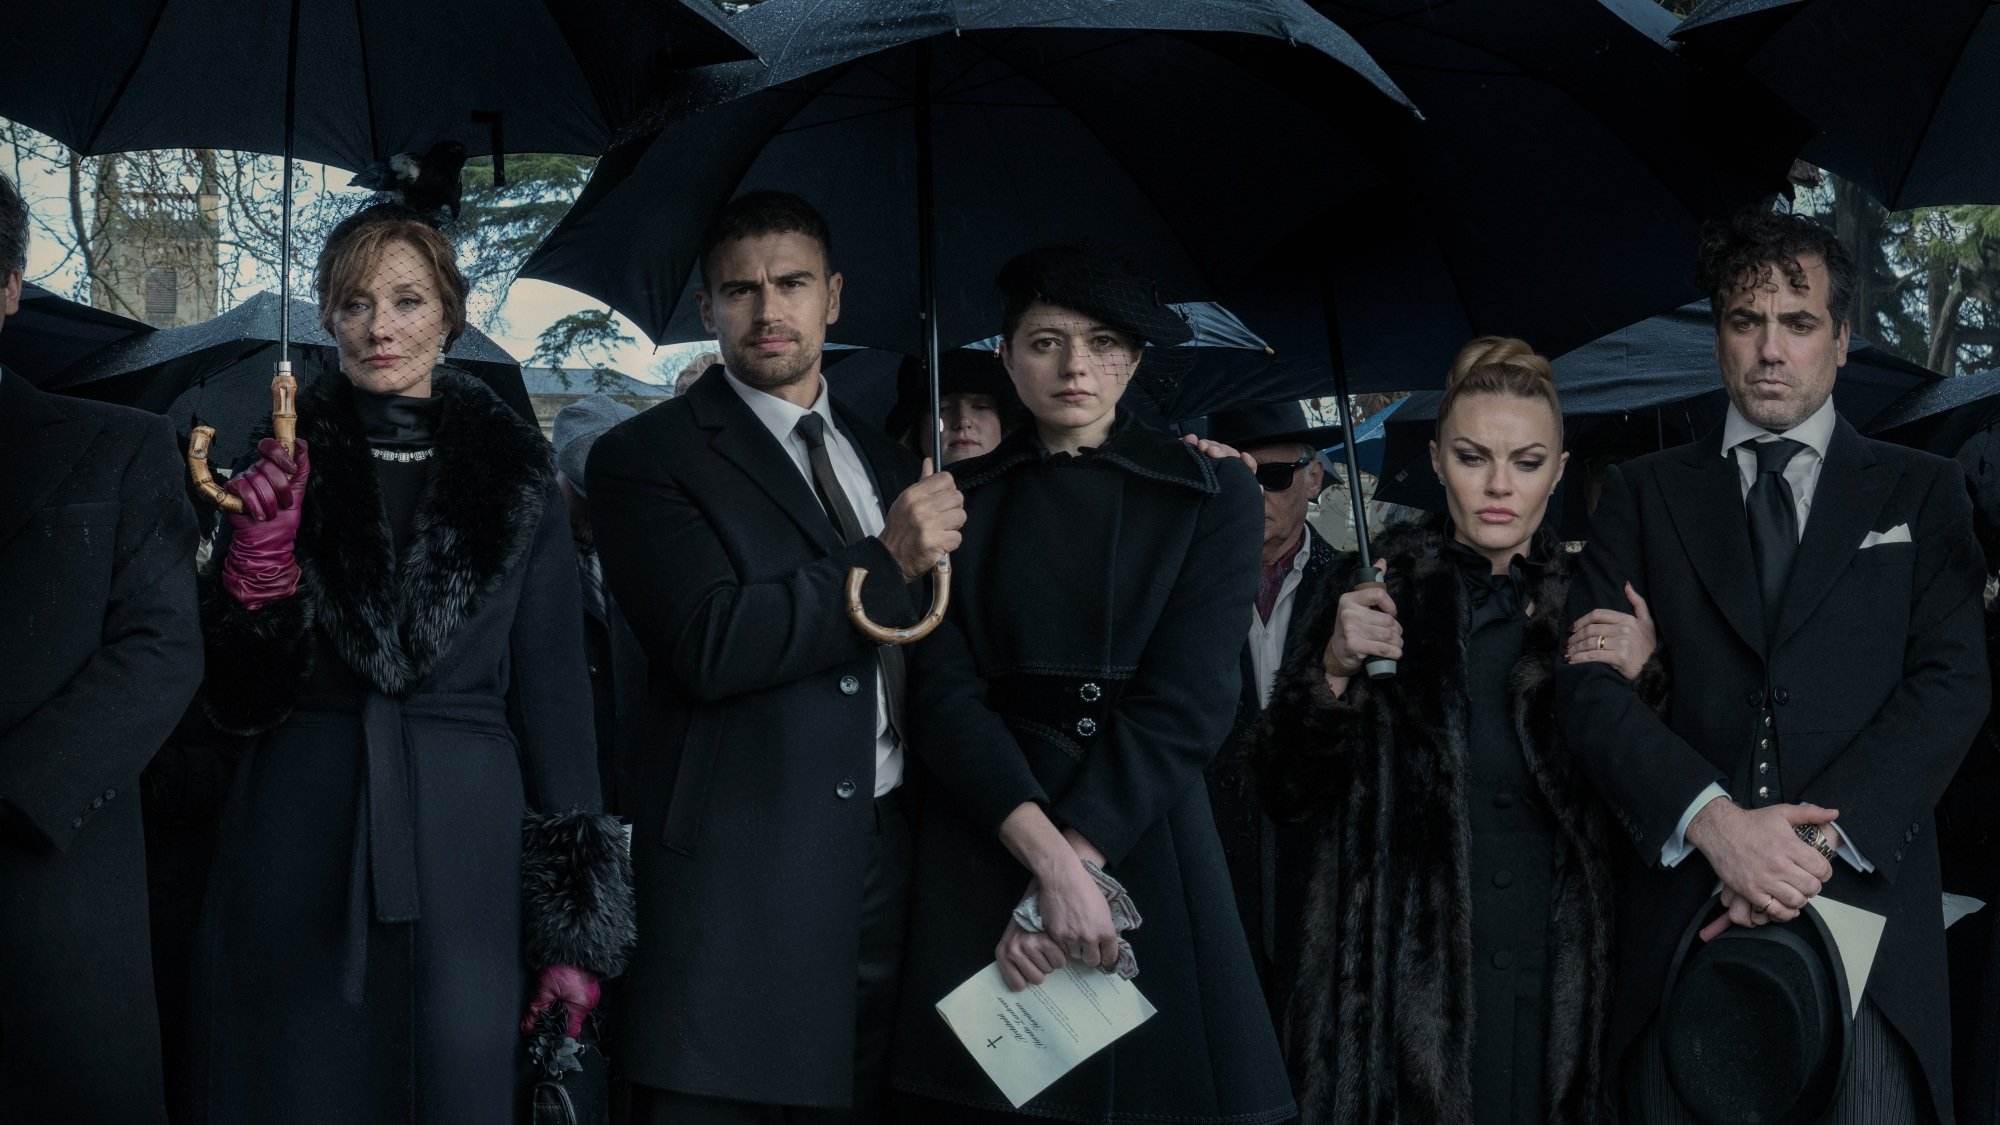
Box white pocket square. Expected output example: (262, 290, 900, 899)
(1861, 524, 1912, 548)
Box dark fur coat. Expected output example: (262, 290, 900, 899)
(190, 370, 631, 1122)
(1255, 520, 1661, 1125)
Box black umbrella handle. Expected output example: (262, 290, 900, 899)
(1351, 564, 1397, 680)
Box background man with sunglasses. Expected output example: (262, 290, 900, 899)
(1199, 400, 1342, 1031)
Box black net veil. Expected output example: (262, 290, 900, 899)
(989, 243, 1198, 409)
(314, 201, 466, 400)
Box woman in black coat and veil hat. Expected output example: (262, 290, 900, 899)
(188, 204, 633, 1124)
(891, 246, 1294, 1124)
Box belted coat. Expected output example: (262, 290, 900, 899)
(892, 416, 1295, 1124)
(190, 370, 631, 1125)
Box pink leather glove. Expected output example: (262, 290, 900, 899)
(522, 963, 601, 1039)
(220, 437, 311, 610)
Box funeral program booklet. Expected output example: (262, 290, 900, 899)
(936, 961, 1157, 1108)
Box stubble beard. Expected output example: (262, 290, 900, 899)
(729, 344, 817, 391)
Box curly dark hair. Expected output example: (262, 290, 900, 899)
(0, 170, 27, 276)
(1695, 208, 1857, 329)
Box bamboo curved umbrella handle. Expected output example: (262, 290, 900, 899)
(189, 369, 299, 513)
(846, 554, 951, 644)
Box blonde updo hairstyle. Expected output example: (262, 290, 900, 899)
(1435, 336, 1562, 443)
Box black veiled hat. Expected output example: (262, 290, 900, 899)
(1658, 896, 1853, 1125)
(1206, 399, 1342, 450)
(996, 245, 1194, 347)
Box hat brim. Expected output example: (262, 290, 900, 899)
(1659, 896, 1853, 1125)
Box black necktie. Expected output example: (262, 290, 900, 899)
(794, 413, 906, 744)
(1745, 438, 1805, 636)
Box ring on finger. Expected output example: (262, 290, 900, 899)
(1596, 634, 1606, 651)
(1753, 896, 1775, 914)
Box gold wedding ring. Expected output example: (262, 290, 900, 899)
(1596, 634, 1606, 651)
(1754, 896, 1775, 915)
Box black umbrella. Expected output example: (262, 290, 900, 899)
(522, 0, 1414, 360)
(1868, 370, 2000, 457)
(1670, 0, 1998, 210)
(1191, 0, 1802, 628)
(46, 289, 529, 457)
(0, 0, 752, 171)
(0, 283, 152, 385)
(1370, 304, 1939, 529)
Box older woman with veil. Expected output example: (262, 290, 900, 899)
(187, 203, 632, 1124)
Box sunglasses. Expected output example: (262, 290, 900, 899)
(1254, 453, 1315, 491)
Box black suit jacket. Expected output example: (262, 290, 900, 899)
(0, 370, 199, 1122)
(1558, 416, 1989, 1116)
(586, 368, 921, 1107)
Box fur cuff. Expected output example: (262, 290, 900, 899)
(522, 810, 637, 978)
(1253, 669, 1367, 824)
(1632, 646, 1670, 714)
(197, 571, 311, 736)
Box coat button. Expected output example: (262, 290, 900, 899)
(1758, 738, 1769, 750)
(1492, 870, 1514, 888)
(839, 675, 860, 696)
(90, 797, 104, 810)
(1076, 717, 1098, 737)
(71, 816, 83, 829)
(1773, 688, 1790, 705)
(1757, 786, 1770, 799)
(836, 779, 858, 799)
(1758, 762, 1769, 775)
(1079, 682, 1102, 702)
(103, 788, 117, 801)
(1491, 950, 1514, 970)
(1746, 689, 1764, 706)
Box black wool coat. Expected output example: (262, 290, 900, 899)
(892, 416, 1295, 1125)
(0, 371, 199, 1124)
(1557, 419, 1989, 1119)
(1257, 520, 1650, 1125)
(585, 369, 925, 1108)
(191, 370, 631, 1125)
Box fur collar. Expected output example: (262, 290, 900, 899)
(291, 368, 552, 695)
(953, 409, 1219, 494)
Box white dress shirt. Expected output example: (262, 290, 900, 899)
(1248, 533, 1312, 706)
(723, 368, 903, 796)
(1661, 397, 1868, 871)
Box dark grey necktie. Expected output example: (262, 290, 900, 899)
(794, 413, 905, 743)
(1745, 438, 1806, 635)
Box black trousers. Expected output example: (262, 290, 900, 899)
(632, 790, 914, 1125)
(1622, 999, 1937, 1125)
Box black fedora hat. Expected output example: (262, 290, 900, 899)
(1206, 399, 1343, 451)
(1658, 897, 1853, 1125)
(885, 349, 1020, 444)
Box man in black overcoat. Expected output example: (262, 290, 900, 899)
(587, 192, 963, 1124)
(1201, 401, 1339, 1026)
(1558, 209, 1989, 1123)
(0, 170, 201, 1123)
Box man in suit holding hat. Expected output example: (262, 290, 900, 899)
(1201, 400, 1341, 1025)
(1558, 208, 1989, 1123)
(0, 171, 201, 1122)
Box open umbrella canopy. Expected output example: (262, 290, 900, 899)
(0, 283, 152, 385)
(1217, 0, 1804, 394)
(1370, 303, 1939, 519)
(521, 0, 1415, 356)
(0, 0, 752, 167)
(1868, 370, 2000, 456)
(1671, 0, 1999, 209)
(47, 290, 528, 451)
